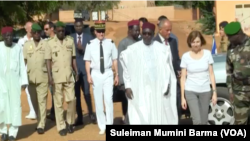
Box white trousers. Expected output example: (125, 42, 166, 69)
(25, 65, 35, 115)
(0, 123, 19, 138)
(91, 69, 114, 131)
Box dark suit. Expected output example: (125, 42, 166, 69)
(153, 34, 182, 120)
(71, 33, 94, 121)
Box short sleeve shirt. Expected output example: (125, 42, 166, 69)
(180, 49, 214, 92)
(84, 38, 118, 70)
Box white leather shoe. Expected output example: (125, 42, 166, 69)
(25, 113, 36, 119)
(99, 130, 105, 134)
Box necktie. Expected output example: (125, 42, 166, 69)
(78, 36, 81, 46)
(100, 41, 105, 74)
(165, 39, 168, 45)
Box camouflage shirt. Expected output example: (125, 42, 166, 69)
(226, 36, 250, 93)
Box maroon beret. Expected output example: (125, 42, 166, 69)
(128, 20, 140, 26)
(1, 26, 13, 34)
(142, 22, 155, 31)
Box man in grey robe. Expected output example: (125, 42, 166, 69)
(117, 20, 140, 124)
(0, 27, 28, 141)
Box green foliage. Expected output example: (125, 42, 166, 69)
(197, 9, 215, 35)
(155, 1, 191, 8)
(0, 1, 73, 29)
(193, 1, 215, 35)
(191, 1, 214, 12)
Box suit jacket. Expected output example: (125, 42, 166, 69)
(153, 33, 181, 77)
(71, 33, 94, 75)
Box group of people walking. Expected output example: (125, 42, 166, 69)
(0, 14, 250, 141)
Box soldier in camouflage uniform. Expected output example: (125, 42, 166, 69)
(225, 21, 250, 125)
(219, 21, 229, 53)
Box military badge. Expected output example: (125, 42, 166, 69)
(28, 45, 33, 50)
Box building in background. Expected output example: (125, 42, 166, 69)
(116, 1, 155, 9)
(214, 1, 250, 35)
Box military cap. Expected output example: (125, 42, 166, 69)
(55, 21, 66, 27)
(31, 23, 42, 32)
(94, 21, 105, 30)
(224, 21, 241, 35)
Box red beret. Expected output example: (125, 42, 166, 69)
(1, 26, 13, 34)
(142, 22, 155, 31)
(128, 20, 140, 26)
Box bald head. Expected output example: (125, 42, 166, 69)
(158, 19, 171, 29)
(25, 22, 33, 37)
(159, 19, 172, 39)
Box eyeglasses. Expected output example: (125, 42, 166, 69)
(96, 30, 105, 33)
(44, 28, 49, 31)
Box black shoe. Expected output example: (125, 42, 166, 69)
(46, 114, 55, 121)
(1, 134, 8, 141)
(37, 128, 45, 134)
(59, 129, 67, 136)
(89, 114, 97, 124)
(73, 119, 84, 126)
(8, 136, 15, 141)
(67, 125, 74, 134)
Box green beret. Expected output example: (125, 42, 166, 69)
(31, 23, 42, 32)
(224, 21, 241, 35)
(55, 21, 65, 27)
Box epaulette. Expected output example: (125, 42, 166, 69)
(24, 40, 31, 45)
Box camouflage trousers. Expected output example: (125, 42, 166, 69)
(232, 91, 250, 125)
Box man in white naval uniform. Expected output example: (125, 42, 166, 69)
(119, 22, 178, 125)
(17, 21, 36, 119)
(84, 21, 119, 134)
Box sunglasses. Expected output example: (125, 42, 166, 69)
(142, 32, 153, 36)
(96, 30, 105, 33)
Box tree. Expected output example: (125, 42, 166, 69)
(0, 1, 73, 29)
(155, 1, 192, 8)
(192, 1, 215, 35)
(73, 1, 120, 20)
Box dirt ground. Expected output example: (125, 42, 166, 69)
(16, 20, 220, 141)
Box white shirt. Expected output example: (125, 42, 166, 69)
(76, 33, 83, 42)
(17, 35, 33, 49)
(180, 49, 214, 93)
(158, 34, 172, 60)
(84, 38, 118, 70)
